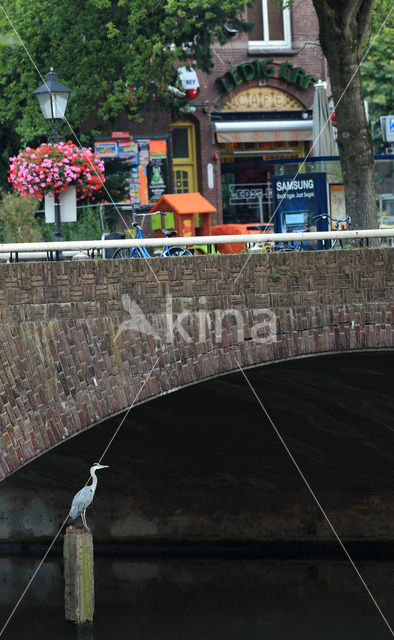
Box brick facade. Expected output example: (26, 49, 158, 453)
(0, 249, 392, 481)
(105, 1, 328, 225)
(173, 0, 328, 217)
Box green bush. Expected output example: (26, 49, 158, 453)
(35, 203, 106, 242)
(60, 206, 104, 241)
(0, 192, 111, 244)
(0, 191, 43, 243)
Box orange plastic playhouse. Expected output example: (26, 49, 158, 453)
(150, 193, 216, 238)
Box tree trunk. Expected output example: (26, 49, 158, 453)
(312, 0, 377, 230)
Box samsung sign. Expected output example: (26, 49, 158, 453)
(276, 178, 314, 197)
(272, 173, 328, 234)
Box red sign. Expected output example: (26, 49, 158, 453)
(111, 131, 131, 139)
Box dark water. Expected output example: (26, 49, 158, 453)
(1, 555, 393, 639)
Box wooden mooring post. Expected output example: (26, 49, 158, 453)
(64, 526, 95, 627)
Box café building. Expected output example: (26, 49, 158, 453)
(100, 1, 329, 226)
(169, 0, 328, 225)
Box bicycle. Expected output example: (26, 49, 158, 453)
(312, 214, 352, 249)
(245, 223, 274, 253)
(112, 211, 193, 259)
(274, 224, 312, 252)
(273, 214, 351, 252)
(243, 222, 310, 253)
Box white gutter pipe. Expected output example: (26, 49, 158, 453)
(0, 229, 392, 254)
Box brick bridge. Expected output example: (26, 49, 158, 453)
(0, 249, 392, 481)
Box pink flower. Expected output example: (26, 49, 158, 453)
(9, 141, 105, 200)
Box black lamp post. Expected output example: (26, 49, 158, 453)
(33, 70, 72, 245)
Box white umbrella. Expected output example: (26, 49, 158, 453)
(312, 80, 336, 157)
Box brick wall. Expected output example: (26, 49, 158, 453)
(0, 249, 392, 480)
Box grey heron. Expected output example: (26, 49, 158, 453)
(69, 462, 109, 532)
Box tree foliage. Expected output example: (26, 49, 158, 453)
(57, 206, 105, 242)
(0, 0, 249, 145)
(361, 1, 394, 149)
(0, 190, 42, 242)
(35, 205, 107, 243)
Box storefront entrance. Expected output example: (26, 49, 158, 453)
(214, 86, 312, 224)
(221, 140, 306, 224)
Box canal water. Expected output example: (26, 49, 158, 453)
(1, 555, 393, 639)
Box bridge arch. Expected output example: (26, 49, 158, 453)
(0, 249, 392, 480)
(2, 350, 394, 544)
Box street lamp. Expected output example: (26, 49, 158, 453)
(33, 69, 71, 141)
(33, 70, 72, 247)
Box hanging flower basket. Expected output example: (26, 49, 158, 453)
(8, 141, 105, 200)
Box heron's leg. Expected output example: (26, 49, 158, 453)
(82, 511, 91, 533)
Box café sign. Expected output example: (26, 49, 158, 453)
(222, 87, 303, 111)
(217, 59, 316, 93)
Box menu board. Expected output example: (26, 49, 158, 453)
(94, 141, 117, 158)
(147, 140, 168, 203)
(95, 137, 169, 204)
(329, 184, 347, 228)
(137, 140, 150, 204)
(118, 140, 138, 161)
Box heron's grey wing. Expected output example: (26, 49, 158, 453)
(69, 486, 95, 519)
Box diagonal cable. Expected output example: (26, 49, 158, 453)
(233, 355, 394, 637)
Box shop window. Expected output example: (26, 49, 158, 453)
(248, 0, 291, 52)
(220, 140, 308, 224)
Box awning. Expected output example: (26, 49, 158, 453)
(213, 119, 313, 143)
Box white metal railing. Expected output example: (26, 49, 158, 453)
(0, 228, 393, 259)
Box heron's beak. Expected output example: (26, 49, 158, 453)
(98, 464, 109, 469)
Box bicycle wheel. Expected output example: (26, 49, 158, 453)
(162, 246, 193, 257)
(130, 248, 144, 258)
(112, 248, 144, 259)
(112, 248, 131, 259)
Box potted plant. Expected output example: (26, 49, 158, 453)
(8, 140, 105, 200)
